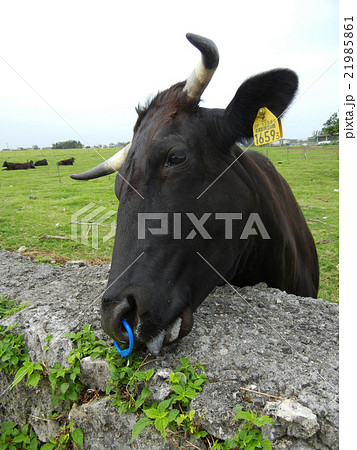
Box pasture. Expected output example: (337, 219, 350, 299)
(0, 145, 338, 302)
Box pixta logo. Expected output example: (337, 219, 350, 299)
(71, 203, 117, 249)
(137, 213, 270, 240)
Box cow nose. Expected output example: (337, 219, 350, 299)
(101, 294, 137, 343)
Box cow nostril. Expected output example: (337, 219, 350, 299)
(126, 294, 136, 310)
(121, 295, 137, 324)
(108, 295, 137, 341)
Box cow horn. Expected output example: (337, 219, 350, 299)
(70, 143, 131, 180)
(183, 33, 219, 100)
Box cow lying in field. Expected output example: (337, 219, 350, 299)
(35, 159, 48, 166)
(2, 161, 35, 170)
(57, 158, 75, 166)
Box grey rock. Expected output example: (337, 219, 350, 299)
(68, 396, 205, 450)
(288, 440, 316, 450)
(69, 397, 137, 449)
(80, 357, 111, 392)
(189, 381, 243, 440)
(146, 368, 172, 403)
(0, 372, 65, 440)
(67, 260, 87, 267)
(263, 400, 319, 440)
(29, 408, 61, 444)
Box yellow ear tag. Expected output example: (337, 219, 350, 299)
(253, 107, 283, 146)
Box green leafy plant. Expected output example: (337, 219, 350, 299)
(43, 334, 53, 353)
(0, 297, 27, 319)
(0, 321, 87, 449)
(211, 405, 274, 450)
(48, 362, 82, 408)
(66, 324, 108, 363)
(11, 361, 44, 389)
(169, 357, 208, 408)
(176, 409, 203, 436)
(0, 326, 30, 375)
(131, 357, 209, 442)
(0, 419, 84, 450)
(133, 398, 179, 440)
(107, 350, 154, 414)
(47, 324, 110, 409)
(0, 421, 40, 450)
(0, 297, 29, 375)
(3, 324, 108, 412)
(39, 421, 83, 450)
(34, 256, 52, 264)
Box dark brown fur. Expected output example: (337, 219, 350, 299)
(57, 158, 75, 166)
(2, 161, 35, 170)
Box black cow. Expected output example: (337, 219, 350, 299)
(57, 158, 75, 166)
(35, 159, 48, 166)
(3, 161, 35, 170)
(71, 34, 319, 355)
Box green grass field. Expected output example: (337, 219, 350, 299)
(0, 145, 338, 302)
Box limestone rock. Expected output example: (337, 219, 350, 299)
(68, 396, 205, 450)
(263, 400, 319, 441)
(80, 357, 111, 392)
(146, 368, 172, 404)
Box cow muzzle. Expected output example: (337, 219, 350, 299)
(101, 291, 194, 356)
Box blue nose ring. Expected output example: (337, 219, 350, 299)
(113, 319, 134, 357)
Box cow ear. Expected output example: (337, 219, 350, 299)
(222, 69, 298, 144)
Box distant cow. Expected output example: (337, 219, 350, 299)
(2, 161, 35, 170)
(35, 159, 48, 166)
(57, 158, 75, 166)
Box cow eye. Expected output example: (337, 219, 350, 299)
(166, 151, 186, 167)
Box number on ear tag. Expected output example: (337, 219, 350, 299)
(253, 107, 283, 146)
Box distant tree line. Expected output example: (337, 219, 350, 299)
(93, 142, 130, 149)
(2, 141, 130, 152)
(321, 112, 339, 135)
(312, 112, 339, 138)
(52, 140, 83, 149)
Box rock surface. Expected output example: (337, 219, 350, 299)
(0, 250, 339, 449)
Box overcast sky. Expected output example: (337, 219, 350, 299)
(0, 0, 339, 149)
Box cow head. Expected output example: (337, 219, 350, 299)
(71, 34, 298, 354)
